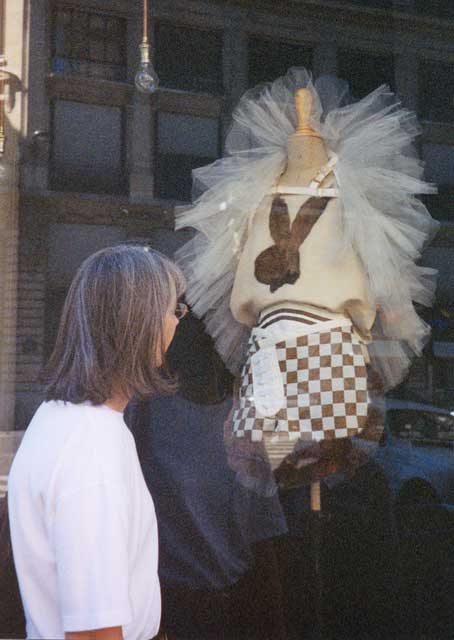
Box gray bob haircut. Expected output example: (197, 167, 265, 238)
(44, 244, 186, 404)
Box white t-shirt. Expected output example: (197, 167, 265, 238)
(8, 400, 161, 640)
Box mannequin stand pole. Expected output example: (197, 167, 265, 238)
(311, 481, 326, 640)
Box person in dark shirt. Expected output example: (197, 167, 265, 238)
(126, 313, 288, 640)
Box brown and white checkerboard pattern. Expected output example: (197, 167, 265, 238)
(232, 326, 369, 443)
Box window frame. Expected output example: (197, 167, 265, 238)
(50, 4, 128, 83)
(47, 3, 132, 196)
(153, 95, 223, 203)
(154, 19, 225, 96)
(418, 57, 454, 125)
(337, 46, 396, 99)
(246, 33, 315, 89)
(48, 96, 128, 196)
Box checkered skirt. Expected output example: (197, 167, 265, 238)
(232, 325, 369, 443)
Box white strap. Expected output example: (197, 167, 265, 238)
(271, 152, 339, 197)
(313, 153, 338, 180)
(253, 317, 354, 350)
(273, 185, 338, 197)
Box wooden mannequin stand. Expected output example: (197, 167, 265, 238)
(310, 479, 326, 640)
(278, 88, 329, 639)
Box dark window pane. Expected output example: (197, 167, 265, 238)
(45, 224, 127, 359)
(248, 37, 313, 87)
(50, 100, 127, 195)
(389, 409, 454, 444)
(155, 23, 223, 94)
(54, 10, 70, 56)
(327, 0, 392, 6)
(422, 143, 454, 186)
(89, 37, 104, 62)
(338, 49, 395, 99)
(105, 40, 120, 65)
(431, 301, 454, 342)
(388, 410, 433, 440)
(89, 14, 105, 36)
(419, 61, 454, 123)
(155, 112, 219, 201)
(422, 142, 454, 223)
(52, 8, 126, 81)
(388, 410, 417, 438)
(106, 17, 121, 36)
(71, 12, 89, 59)
(415, 0, 454, 19)
(422, 188, 454, 221)
(155, 154, 215, 201)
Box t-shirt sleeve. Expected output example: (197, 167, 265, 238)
(51, 481, 133, 632)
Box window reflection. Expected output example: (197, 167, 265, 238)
(388, 409, 454, 445)
(155, 23, 223, 94)
(51, 8, 127, 82)
(419, 60, 454, 124)
(338, 49, 395, 99)
(50, 100, 127, 195)
(155, 112, 220, 201)
(248, 37, 313, 87)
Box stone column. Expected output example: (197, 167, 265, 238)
(222, 21, 248, 122)
(0, 0, 25, 430)
(20, 0, 50, 191)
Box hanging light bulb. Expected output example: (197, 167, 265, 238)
(135, 42, 159, 94)
(135, 0, 159, 94)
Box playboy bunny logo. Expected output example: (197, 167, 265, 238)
(255, 195, 330, 293)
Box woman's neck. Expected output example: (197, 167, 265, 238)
(104, 394, 129, 413)
(278, 133, 328, 188)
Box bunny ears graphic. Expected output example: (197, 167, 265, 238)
(255, 195, 330, 293)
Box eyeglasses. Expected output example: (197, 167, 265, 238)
(175, 302, 188, 320)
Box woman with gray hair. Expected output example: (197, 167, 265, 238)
(8, 245, 185, 640)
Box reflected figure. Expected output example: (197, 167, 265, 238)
(126, 313, 288, 640)
(275, 456, 396, 640)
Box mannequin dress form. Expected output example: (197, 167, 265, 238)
(175, 68, 438, 494)
(229, 88, 376, 484)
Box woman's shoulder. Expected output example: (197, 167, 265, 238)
(31, 400, 132, 463)
(49, 403, 134, 493)
(39, 400, 126, 428)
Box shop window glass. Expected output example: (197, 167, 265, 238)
(415, 0, 454, 19)
(338, 49, 395, 99)
(248, 37, 313, 87)
(155, 23, 223, 94)
(419, 60, 454, 124)
(45, 224, 126, 360)
(52, 8, 126, 82)
(155, 112, 219, 201)
(388, 409, 454, 445)
(50, 100, 127, 195)
(421, 143, 454, 221)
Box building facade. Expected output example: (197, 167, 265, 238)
(3, 0, 454, 429)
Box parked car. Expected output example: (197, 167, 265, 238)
(360, 398, 454, 508)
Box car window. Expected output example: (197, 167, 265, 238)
(388, 409, 454, 445)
